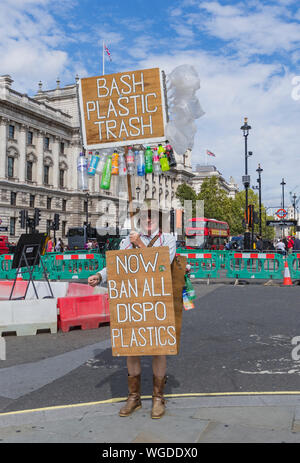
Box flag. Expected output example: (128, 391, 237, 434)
(104, 44, 112, 61)
(206, 150, 216, 157)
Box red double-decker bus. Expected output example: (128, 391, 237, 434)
(185, 217, 230, 250)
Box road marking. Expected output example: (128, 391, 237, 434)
(1, 391, 300, 417)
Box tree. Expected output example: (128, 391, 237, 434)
(176, 183, 197, 215)
(197, 177, 233, 224)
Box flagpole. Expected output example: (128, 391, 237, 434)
(102, 40, 105, 75)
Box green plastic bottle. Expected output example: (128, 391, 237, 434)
(158, 144, 170, 172)
(144, 146, 153, 174)
(100, 154, 112, 190)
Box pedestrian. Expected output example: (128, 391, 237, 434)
(293, 236, 300, 251)
(287, 236, 294, 254)
(88, 199, 181, 420)
(256, 235, 263, 251)
(275, 239, 286, 256)
(55, 238, 64, 252)
(46, 238, 53, 253)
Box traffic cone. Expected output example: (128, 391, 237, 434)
(283, 260, 293, 286)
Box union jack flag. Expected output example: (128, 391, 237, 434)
(104, 44, 112, 61)
(206, 150, 216, 157)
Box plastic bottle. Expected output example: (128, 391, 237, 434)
(77, 152, 88, 190)
(118, 153, 127, 176)
(111, 151, 119, 175)
(137, 150, 145, 176)
(182, 288, 194, 310)
(87, 151, 100, 176)
(158, 144, 170, 172)
(144, 146, 153, 174)
(96, 151, 107, 175)
(152, 148, 161, 176)
(100, 154, 112, 190)
(134, 149, 139, 174)
(126, 147, 135, 175)
(165, 143, 177, 168)
(184, 274, 196, 300)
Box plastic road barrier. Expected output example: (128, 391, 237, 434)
(225, 251, 285, 280)
(287, 253, 300, 280)
(40, 253, 106, 281)
(0, 298, 58, 336)
(176, 250, 220, 279)
(57, 294, 110, 332)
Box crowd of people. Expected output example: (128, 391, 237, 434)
(45, 237, 101, 253)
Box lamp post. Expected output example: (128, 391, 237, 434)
(240, 117, 252, 249)
(85, 192, 90, 227)
(280, 178, 286, 238)
(293, 193, 297, 235)
(256, 164, 263, 236)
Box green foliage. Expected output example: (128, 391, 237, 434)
(175, 178, 275, 240)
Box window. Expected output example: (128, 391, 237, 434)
(10, 192, 17, 206)
(10, 217, 16, 236)
(44, 165, 49, 184)
(27, 131, 33, 145)
(44, 137, 50, 150)
(60, 142, 65, 154)
(26, 161, 33, 181)
(7, 157, 14, 178)
(29, 194, 35, 208)
(9, 125, 15, 139)
(62, 199, 67, 212)
(62, 221, 67, 238)
(46, 219, 52, 234)
(47, 197, 52, 210)
(59, 169, 64, 188)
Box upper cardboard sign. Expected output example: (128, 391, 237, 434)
(78, 68, 166, 149)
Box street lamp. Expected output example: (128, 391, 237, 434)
(255, 164, 263, 237)
(240, 117, 252, 249)
(85, 192, 90, 227)
(281, 178, 286, 210)
(292, 193, 297, 219)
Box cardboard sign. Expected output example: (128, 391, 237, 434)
(106, 246, 178, 356)
(78, 68, 166, 149)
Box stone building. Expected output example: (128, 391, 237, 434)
(191, 164, 239, 198)
(0, 74, 195, 242)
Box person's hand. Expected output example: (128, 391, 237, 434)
(129, 231, 144, 248)
(88, 274, 101, 287)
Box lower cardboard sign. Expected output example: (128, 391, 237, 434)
(106, 246, 178, 356)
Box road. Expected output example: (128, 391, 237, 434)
(0, 282, 300, 414)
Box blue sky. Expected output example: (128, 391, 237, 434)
(1, 0, 300, 207)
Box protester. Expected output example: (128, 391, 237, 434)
(256, 235, 263, 251)
(88, 199, 177, 420)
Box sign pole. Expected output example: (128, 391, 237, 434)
(102, 40, 105, 76)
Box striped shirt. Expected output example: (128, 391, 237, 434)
(97, 232, 176, 284)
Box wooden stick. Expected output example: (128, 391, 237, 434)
(124, 146, 135, 230)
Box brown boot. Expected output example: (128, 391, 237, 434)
(119, 374, 142, 417)
(151, 375, 167, 419)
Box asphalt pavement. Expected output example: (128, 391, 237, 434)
(1, 281, 300, 443)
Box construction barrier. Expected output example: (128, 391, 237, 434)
(225, 251, 285, 280)
(287, 253, 300, 280)
(46, 252, 106, 280)
(57, 294, 110, 332)
(176, 249, 221, 279)
(0, 298, 58, 336)
(0, 252, 106, 281)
